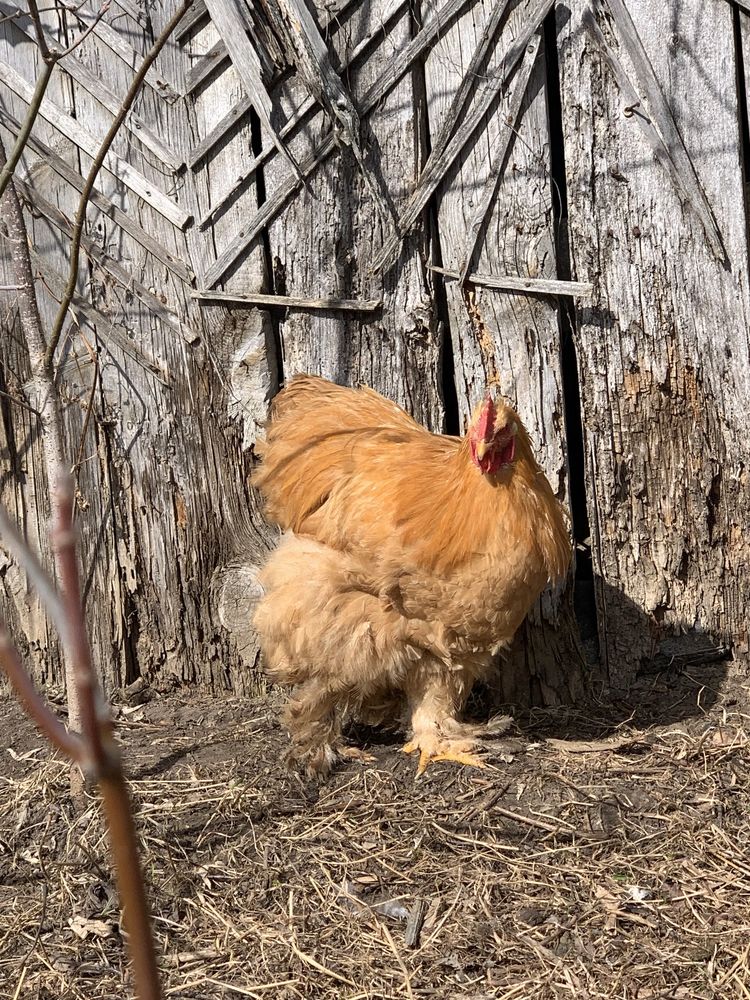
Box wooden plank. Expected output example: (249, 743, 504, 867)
(203, 0, 475, 287)
(111, 0, 149, 28)
(204, 0, 302, 180)
(175, 0, 208, 40)
(459, 38, 540, 281)
(558, 0, 750, 683)
(188, 93, 253, 169)
(0, 59, 192, 229)
(185, 36, 228, 93)
(186, 0, 367, 167)
(196, 0, 409, 227)
(0, 106, 193, 282)
(0, 0, 183, 170)
(428, 0, 513, 160)
(372, 0, 553, 274)
(596, 0, 724, 261)
(28, 249, 170, 381)
(18, 178, 188, 339)
(275, 0, 394, 228)
(424, 0, 583, 703)
(59, 0, 181, 102)
(431, 266, 593, 298)
(265, 0, 444, 428)
(193, 290, 381, 311)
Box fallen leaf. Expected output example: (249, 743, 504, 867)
(68, 915, 117, 940)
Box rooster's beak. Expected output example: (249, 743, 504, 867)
(475, 440, 489, 461)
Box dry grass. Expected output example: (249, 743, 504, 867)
(1, 672, 750, 1000)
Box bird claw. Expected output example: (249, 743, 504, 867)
(339, 746, 376, 764)
(402, 739, 486, 776)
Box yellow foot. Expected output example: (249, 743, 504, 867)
(402, 738, 486, 776)
(339, 746, 376, 764)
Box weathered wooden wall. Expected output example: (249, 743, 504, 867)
(558, 0, 750, 688)
(0, 0, 746, 706)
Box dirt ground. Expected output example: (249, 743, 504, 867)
(1, 662, 749, 999)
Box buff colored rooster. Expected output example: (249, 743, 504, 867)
(253, 375, 570, 775)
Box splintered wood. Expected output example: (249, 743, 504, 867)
(1, 0, 747, 704)
(558, 0, 750, 684)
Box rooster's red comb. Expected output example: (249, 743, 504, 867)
(475, 393, 496, 442)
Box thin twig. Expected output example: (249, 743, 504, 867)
(27, 0, 52, 61)
(0, 60, 55, 203)
(52, 475, 163, 1000)
(55, 0, 110, 59)
(0, 386, 42, 418)
(43, 0, 194, 370)
(0, 623, 83, 759)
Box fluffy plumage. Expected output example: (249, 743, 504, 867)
(253, 375, 570, 774)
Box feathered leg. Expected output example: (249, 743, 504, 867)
(402, 665, 487, 775)
(282, 678, 342, 776)
(255, 534, 434, 776)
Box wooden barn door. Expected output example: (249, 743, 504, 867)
(557, 0, 750, 689)
(1, 0, 746, 706)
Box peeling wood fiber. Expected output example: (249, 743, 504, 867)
(0, 0, 746, 709)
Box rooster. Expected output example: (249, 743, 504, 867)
(252, 375, 570, 775)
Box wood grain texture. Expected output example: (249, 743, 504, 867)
(3, 0, 747, 710)
(557, 0, 750, 684)
(264, 0, 445, 429)
(0, 1, 276, 695)
(422, 0, 584, 704)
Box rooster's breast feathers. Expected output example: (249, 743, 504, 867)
(253, 375, 570, 583)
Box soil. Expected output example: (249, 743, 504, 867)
(0, 661, 749, 999)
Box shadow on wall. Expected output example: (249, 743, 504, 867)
(477, 573, 732, 735)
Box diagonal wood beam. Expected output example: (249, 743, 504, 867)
(202, 0, 475, 287)
(595, 0, 724, 261)
(0, 106, 193, 282)
(187, 0, 364, 168)
(459, 34, 541, 283)
(197, 0, 409, 230)
(0, 0, 183, 170)
(428, 0, 513, 165)
(275, 0, 395, 229)
(204, 0, 303, 182)
(59, 0, 181, 102)
(371, 0, 554, 275)
(0, 59, 191, 229)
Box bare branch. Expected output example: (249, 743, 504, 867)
(0, 504, 70, 643)
(55, 0, 111, 59)
(51, 479, 106, 761)
(53, 476, 162, 1000)
(98, 776, 162, 1000)
(27, 0, 52, 62)
(0, 482, 164, 1000)
(43, 0, 194, 371)
(0, 134, 47, 363)
(0, 623, 83, 759)
(0, 58, 55, 221)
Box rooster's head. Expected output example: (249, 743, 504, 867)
(468, 392, 518, 475)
